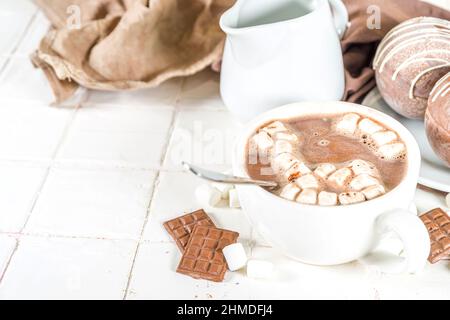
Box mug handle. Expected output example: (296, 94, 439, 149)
(359, 209, 430, 274)
(328, 0, 349, 39)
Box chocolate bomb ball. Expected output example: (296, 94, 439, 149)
(374, 17, 450, 119)
(425, 73, 450, 167)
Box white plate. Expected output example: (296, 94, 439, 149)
(362, 88, 450, 193)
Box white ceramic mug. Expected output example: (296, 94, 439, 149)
(220, 0, 348, 122)
(232, 101, 431, 274)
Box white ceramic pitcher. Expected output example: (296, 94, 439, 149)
(220, 0, 349, 122)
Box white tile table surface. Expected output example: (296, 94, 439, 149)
(0, 0, 449, 300)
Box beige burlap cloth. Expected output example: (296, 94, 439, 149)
(32, 0, 450, 104)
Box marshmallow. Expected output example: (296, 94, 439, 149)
(295, 174, 319, 190)
(328, 168, 353, 188)
(262, 121, 288, 136)
(271, 153, 298, 175)
(195, 184, 222, 207)
(362, 184, 386, 200)
(349, 174, 380, 191)
(296, 189, 318, 205)
(223, 243, 248, 271)
(446, 193, 450, 208)
(336, 113, 360, 135)
(280, 183, 302, 201)
(229, 189, 241, 208)
(350, 160, 379, 177)
(318, 191, 338, 206)
(371, 131, 398, 146)
(339, 192, 366, 205)
(274, 132, 298, 143)
(314, 163, 337, 179)
(247, 260, 274, 279)
(276, 132, 298, 142)
(273, 140, 293, 156)
(284, 162, 311, 181)
(358, 119, 384, 135)
(378, 143, 406, 159)
(212, 182, 233, 200)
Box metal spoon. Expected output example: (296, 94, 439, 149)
(182, 161, 278, 189)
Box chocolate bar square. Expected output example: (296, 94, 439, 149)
(176, 225, 239, 282)
(420, 208, 450, 263)
(163, 209, 216, 252)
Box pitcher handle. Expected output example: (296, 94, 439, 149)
(328, 0, 349, 39)
(359, 209, 430, 274)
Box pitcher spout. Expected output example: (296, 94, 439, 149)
(219, 0, 243, 36)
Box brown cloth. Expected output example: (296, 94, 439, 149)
(32, 0, 450, 104)
(32, 0, 234, 103)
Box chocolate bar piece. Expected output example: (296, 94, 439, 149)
(420, 208, 450, 263)
(177, 225, 239, 282)
(163, 209, 216, 252)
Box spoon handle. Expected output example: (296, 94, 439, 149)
(182, 162, 278, 188)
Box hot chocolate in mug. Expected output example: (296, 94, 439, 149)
(233, 101, 430, 274)
(220, 0, 348, 122)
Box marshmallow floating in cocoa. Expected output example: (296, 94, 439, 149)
(349, 174, 381, 191)
(328, 168, 353, 189)
(280, 182, 301, 201)
(339, 192, 366, 205)
(253, 119, 397, 206)
(335, 113, 360, 135)
(271, 153, 299, 175)
(314, 163, 337, 179)
(334, 115, 407, 160)
(261, 121, 288, 136)
(284, 161, 311, 182)
(358, 119, 384, 135)
(372, 131, 398, 147)
(295, 174, 320, 190)
(273, 140, 294, 156)
(350, 159, 380, 177)
(277, 159, 387, 206)
(362, 184, 386, 200)
(296, 189, 318, 205)
(318, 191, 338, 206)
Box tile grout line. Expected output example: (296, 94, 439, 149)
(19, 98, 85, 233)
(0, 93, 86, 287)
(0, 230, 138, 242)
(122, 80, 186, 300)
(0, 158, 182, 172)
(0, 8, 43, 287)
(0, 240, 19, 285)
(0, 229, 270, 247)
(0, 8, 38, 76)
